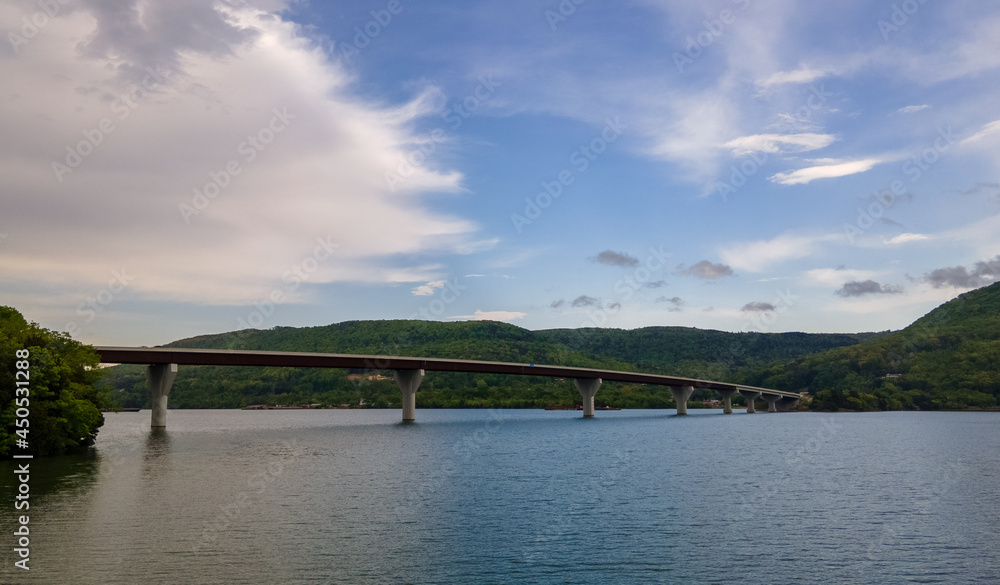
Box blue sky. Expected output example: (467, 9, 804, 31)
(1, 0, 999, 346)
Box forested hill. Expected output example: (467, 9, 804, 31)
(738, 282, 1000, 411)
(103, 320, 876, 410)
(162, 319, 880, 378)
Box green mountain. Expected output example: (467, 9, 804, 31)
(102, 284, 1000, 411)
(101, 319, 876, 410)
(738, 282, 1000, 410)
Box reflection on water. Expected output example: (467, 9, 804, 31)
(1, 409, 999, 585)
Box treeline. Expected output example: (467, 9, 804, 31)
(101, 282, 1000, 412)
(102, 319, 876, 410)
(1, 306, 113, 457)
(737, 282, 1000, 411)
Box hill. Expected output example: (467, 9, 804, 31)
(101, 320, 874, 410)
(738, 282, 1000, 410)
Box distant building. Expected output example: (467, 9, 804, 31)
(347, 373, 389, 382)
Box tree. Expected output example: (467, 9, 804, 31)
(1, 306, 110, 457)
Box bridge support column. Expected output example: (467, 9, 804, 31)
(572, 378, 602, 418)
(718, 389, 738, 414)
(670, 385, 695, 415)
(740, 390, 761, 414)
(396, 369, 424, 422)
(148, 364, 178, 428)
(764, 394, 781, 413)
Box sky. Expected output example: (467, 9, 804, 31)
(1, 0, 999, 346)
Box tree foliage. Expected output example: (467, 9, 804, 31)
(737, 282, 1000, 411)
(1, 306, 111, 457)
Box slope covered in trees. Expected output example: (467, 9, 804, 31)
(738, 282, 1000, 410)
(101, 284, 1000, 411)
(1, 306, 112, 457)
(102, 320, 876, 410)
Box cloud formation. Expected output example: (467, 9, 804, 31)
(897, 104, 931, 114)
(724, 133, 836, 156)
(961, 120, 1000, 145)
(412, 280, 446, 296)
(923, 256, 1000, 289)
(722, 234, 835, 272)
(835, 280, 903, 297)
(451, 310, 526, 322)
(590, 250, 639, 267)
(883, 233, 931, 245)
(571, 295, 599, 307)
(741, 302, 776, 312)
(769, 158, 881, 185)
(0, 2, 478, 309)
(681, 260, 734, 279)
(657, 296, 685, 312)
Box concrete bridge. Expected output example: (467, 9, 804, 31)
(95, 346, 803, 428)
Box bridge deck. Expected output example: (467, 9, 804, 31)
(95, 346, 801, 398)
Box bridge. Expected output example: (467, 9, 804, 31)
(95, 346, 804, 428)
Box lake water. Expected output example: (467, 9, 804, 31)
(2, 409, 999, 584)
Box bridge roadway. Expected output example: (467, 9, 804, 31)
(96, 346, 803, 427)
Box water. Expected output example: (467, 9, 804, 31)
(2, 409, 999, 584)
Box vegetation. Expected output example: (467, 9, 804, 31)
(102, 318, 881, 410)
(737, 282, 1000, 411)
(1, 306, 112, 458)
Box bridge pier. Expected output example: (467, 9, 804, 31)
(573, 378, 602, 418)
(670, 385, 695, 415)
(396, 369, 424, 422)
(718, 389, 738, 414)
(764, 394, 781, 413)
(739, 389, 761, 414)
(147, 363, 178, 428)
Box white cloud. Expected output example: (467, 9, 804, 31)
(411, 280, 446, 296)
(769, 158, 882, 185)
(804, 268, 880, 287)
(756, 67, 829, 88)
(883, 233, 931, 245)
(720, 234, 837, 273)
(450, 310, 526, 322)
(897, 104, 931, 114)
(0, 3, 479, 307)
(961, 120, 1000, 145)
(724, 133, 836, 156)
